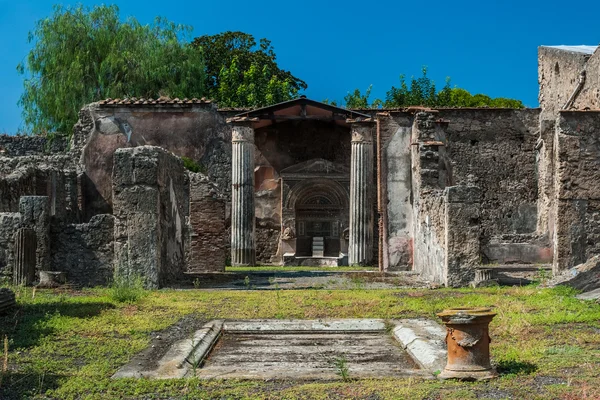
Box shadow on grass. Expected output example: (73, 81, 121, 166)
(0, 301, 114, 348)
(0, 371, 64, 400)
(496, 359, 538, 375)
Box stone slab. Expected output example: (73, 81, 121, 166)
(223, 319, 386, 333)
(392, 318, 447, 373)
(112, 320, 223, 379)
(576, 288, 600, 301)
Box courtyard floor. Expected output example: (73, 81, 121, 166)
(0, 272, 599, 399)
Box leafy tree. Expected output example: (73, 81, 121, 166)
(384, 67, 524, 108)
(18, 5, 206, 135)
(192, 31, 306, 107)
(216, 57, 300, 107)
(343, 85, 382, 109)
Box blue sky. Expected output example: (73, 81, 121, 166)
(0, 0, 599, 133)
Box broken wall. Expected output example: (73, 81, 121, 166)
(553, 111, 600, 271)
(438, 109, 540, 243)
(186, 173, 227, 272)
(411, 112, 450, 284)
(73, 101, 231, 220)
(50, 214, 115, 286)
(571, 47, 600, 112)
(538, 47, 592, 120)
(0, 135, 67, 157)
(113, 146, 189, 288)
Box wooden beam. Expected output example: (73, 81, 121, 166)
(255, 115, 347, 121)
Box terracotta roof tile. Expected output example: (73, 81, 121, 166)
(98, 97, 212, 106)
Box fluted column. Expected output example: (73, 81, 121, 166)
(230, 121, 256, 266)
(349, 120, 375, 265)
(13, 228, 36, 286)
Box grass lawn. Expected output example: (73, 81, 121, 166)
(0, 284, 599, 399)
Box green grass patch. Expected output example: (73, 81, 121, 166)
(0, 285, 598, 399)
(108, 275, 147, 304)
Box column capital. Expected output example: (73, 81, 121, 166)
(349, 120, 375, 144)
(229, 122, 255, 143)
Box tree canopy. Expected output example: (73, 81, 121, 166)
(341, 68, 524, 109)
(192, 31, 307, 107)
(18, 5, 206, 135)
(17, 5, 524, 135)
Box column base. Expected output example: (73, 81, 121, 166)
(231, 249, 256, 266)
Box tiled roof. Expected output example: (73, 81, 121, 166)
(98, 97, 212, 106)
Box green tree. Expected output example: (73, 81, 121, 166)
(192, 31, 306, 107)
(18, 5, 206, 135)
(383, 67, 524, 109)
(343, 85, 382, 109)
(216, 57, 299, 107)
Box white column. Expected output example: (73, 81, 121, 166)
(230, 122, 256, 266)
(349, 121, 374, 265)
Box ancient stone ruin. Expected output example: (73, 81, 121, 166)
(2, 45, 600, 288)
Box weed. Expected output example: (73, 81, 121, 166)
(193, 278, 201, 289)
(535, 268, 551, 285)
(331, 355, 351, 381)
(109, 274, 147, 303)
(244, 276, 250, 289)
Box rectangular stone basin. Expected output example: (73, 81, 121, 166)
(113, 319, 446, 380)
(197, 331, 424, 379)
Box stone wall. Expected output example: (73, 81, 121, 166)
(50, 214, 114, 286)
(186, 173, 226, 272)
(553, 111, 600, 271)
(438, 109, 540, 243)
(444, 186, 481, 286)
(573, 48, 600, 111)
(538, 47, 592, 121)
(378, 113, 413, 270)
(0, 135, 67, 157)
(0, 156, 79, 222)
(74, 102, 231, 220)
(411, 112, 450, 284)
(112, 146, 189, 288)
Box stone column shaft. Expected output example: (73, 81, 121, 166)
(349, 122, 374, 265)
(230, 123, 256, 266)
(19, 196, 50, 271)
(13, 228, 36, 286)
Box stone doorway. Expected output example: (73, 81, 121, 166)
(279, 159, 350, 266)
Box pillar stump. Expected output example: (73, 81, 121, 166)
(230, 121, 256, 266)
(349, 120, 375, 266)
(13, 228, 36, 286)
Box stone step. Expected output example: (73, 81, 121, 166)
(473, 264, 552, 287)
(479, 263, 552, 272)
